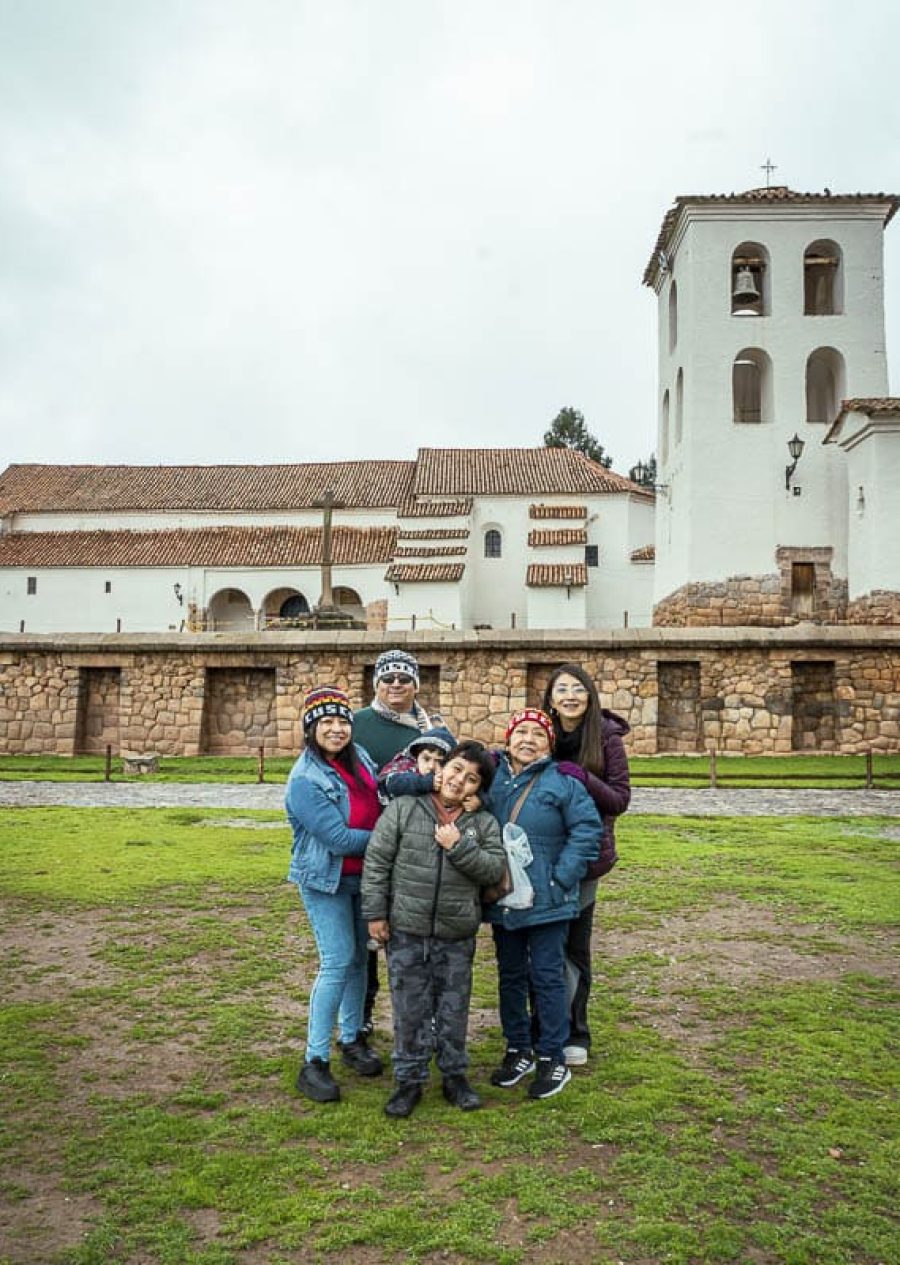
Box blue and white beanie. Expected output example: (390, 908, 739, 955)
(406, 726, 456, 758)
(373, 648, 420, 688)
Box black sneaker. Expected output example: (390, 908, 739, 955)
(442, 1075, 481, 1111)
(296, 1057, 340, 1103)
(384, 1082, 423, 1118)
(360, 1017, 374, 1038)
(527, 1056, 572, 1100)
(338, 1035, 384, 1077)
(490, 1048, 536, 1088)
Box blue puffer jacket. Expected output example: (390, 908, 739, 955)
(285, 744, 379, 894)
(482, 753, 603, 931)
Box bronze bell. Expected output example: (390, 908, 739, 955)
(732, 267, 760, 304)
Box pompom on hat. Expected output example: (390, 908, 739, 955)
(504, 708, 556, 749)
(373, 648, 420, 688)
(302, 685, 353, 735)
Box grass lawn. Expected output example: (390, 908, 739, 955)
(1, 752, 899, 788)
(0, 809, 897, 1264)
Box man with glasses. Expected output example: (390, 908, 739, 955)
(352, 649, 435, 771)
(353, 648, 438, 1033)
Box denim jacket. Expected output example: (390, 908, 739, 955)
(482, 753, 603, 931)
(285, 744, 379, 894)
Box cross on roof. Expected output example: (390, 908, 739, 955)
(760, 157, 777, 188)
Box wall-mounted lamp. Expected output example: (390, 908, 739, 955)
(563, 569, 574, 599)
(633, 460, 670, 496)
(173, 583, 184, 606)
(856, 485, 866, 515)
(785, 433, 805, 491)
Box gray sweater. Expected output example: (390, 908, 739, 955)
(361, 796, 505, 941)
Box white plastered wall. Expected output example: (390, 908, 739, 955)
(652, 203, 892, 604)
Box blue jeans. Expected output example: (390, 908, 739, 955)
(299, 876, 368, 1062)
(492, 920, 570, 1062)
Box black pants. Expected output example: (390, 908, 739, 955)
(364, 948, 379, 1023)
(564, 899, 595, 1050)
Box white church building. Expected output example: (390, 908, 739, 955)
(0, 448, 655, 634)
(2, 184, 898, 637)
(644, 185, 900, 625)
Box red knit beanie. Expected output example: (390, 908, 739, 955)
(504, 708, 555, 748)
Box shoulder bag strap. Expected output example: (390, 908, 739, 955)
(508, 773, 539, 825)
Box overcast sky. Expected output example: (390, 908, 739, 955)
(1, 0, 898, 476)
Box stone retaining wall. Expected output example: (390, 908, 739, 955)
(1, 628, 898, 757)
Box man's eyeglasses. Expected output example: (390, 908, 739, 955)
(380, 673, 414, 686)
(551, 683, 589, 698)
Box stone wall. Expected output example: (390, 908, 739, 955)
(0, 627, 898, 757)
(846, 591, 900, 625)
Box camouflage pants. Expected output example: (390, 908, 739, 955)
(385, 930, 475, 1084)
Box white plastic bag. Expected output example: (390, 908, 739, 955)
(497, 823, 535, 910)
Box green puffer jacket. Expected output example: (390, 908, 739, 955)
(361, 796, 505, 941)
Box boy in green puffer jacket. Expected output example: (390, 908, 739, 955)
(361, 741, 505, 1119)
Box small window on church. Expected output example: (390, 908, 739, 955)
(733, 349, 772, 424)
(804, 240, 843, 315)
(26, 576, 37, 595)
(484, 529, 502, 559)
(661, 390, 670, 462)
(104, 581, 112, 594)
(806, 347, 845, 424)
(585, 545, 599, 567)
(668, 280, 677, 352)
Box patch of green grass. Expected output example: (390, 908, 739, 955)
(2, 751, 899, 788)
(0, 809, 897, 1264)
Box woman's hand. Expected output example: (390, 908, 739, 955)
(435, 822, 460, 850)
(368, 919, 390, 944)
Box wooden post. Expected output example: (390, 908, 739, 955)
(709, 746, 717, 788)
(257, 744, 265, 784)
(104, 744, 112, 783)
(865, 748, 873, 789)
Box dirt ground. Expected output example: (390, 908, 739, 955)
(1, 894, 897, 1265)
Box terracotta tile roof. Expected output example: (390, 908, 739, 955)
(0, 526, 397, 568)
(384, 563, 465, 583)
(526, 563, 587, 588)
(528, 529, 588, 547)
(644, 187, 900, 286)
(528, 503, 588, 519)
(630, 545, 656, 562)
(397, 528, 470, 540)
(834, 397, 900, 420)
(414, 448, 639, 495)
(0, 462, 415, 513)
(394, 545, 468, 558)
(398, 498, 473, 518)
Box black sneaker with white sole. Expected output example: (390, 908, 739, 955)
(527, 1056, 572, 1100)
(489, 1048, 536, 1088)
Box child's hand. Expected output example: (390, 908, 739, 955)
(462, 793, 481, 813)
(434, 822, 460, 850)
(432, 765, 443, 790)
(368, 919, 390, 944)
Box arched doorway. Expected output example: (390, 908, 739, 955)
(207, 588, 255, 631)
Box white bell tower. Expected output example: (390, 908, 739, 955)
(643, 185, 899, 625)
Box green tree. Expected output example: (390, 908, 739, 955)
(629, 453, 657, 487)
(543, 406, 612, 468)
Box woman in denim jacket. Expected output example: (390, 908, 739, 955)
(483, 708, 602, 1101)
(285, 686, 385, 1103)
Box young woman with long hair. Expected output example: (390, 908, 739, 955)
(285, 686, 385, 1103)
(541, 663, 631, 1065)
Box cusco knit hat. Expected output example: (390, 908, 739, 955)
(373, 648, 420, 688)
(406, 725, 456, 757)
(504, 708, 556, 749)
(302, 685, 353, 735)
